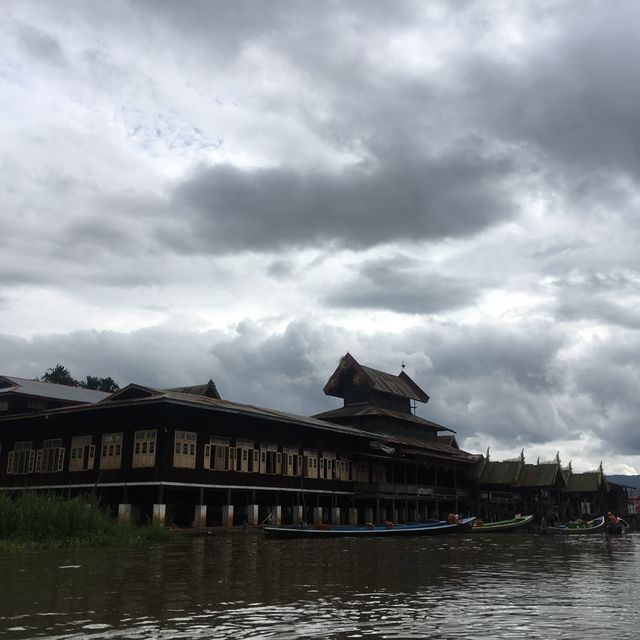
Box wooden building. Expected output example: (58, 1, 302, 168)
(314, 353, 479, 524)
(0, 358, 480, 527)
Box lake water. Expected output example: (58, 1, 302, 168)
(0, 530, 638, 639)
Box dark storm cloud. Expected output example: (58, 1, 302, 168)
(169, 140, 519, 253)
(324, 256, 479, 314)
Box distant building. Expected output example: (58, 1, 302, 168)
(0, 375, 110, 416)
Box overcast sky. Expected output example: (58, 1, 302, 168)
(2, 1, 640, 473)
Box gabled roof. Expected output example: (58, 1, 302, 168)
(165, 379, 220, 399)
(477, 460, 523, 485)
(516, 463, 565, 488)
(323, 353, 429, 403)
(0, 375, 110, 404)
(566, 471, 604, 493)
(437, 434, 459, 449)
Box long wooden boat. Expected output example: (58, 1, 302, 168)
(542, 515, 606, 535)
(262, 516, 476, 539)
(470, 514, 534, 533)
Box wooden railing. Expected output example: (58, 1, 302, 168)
(354, 482, 468, 499)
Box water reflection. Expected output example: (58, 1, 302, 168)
(0, 532, 638, 639)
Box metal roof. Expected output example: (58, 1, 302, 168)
(516, 463, 565, 488)
(0, 375, 111, 404)
(313, 404, 452, 432)
(373, 432, 479, 464)
(566, 471, 603, 493)
(98, 384, 382, 439)
(477, 460, 523, 485)
(165, 379, 220, 399)
(323, 353, 430, 403)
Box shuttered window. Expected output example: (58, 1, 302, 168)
(100, 433, 123, 470)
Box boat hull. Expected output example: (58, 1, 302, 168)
(542, 515, 606, 535)
(263, 517, 476, 539)
(470, 515, 534, 533)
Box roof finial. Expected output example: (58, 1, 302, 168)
(520, 448, 525, 463)
(486, 446, 490, 461)
(401, 360, 406, 371)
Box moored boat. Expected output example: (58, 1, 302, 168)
(542, 515, 605, 535)
(263, 516, 476, 539)
(470, 514, 534, 533)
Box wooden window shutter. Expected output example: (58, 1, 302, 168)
(57, 448, 65, 472)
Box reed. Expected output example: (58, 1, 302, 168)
(0, 492, 172, 549)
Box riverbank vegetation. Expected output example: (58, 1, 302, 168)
(0, 492, 172, 550)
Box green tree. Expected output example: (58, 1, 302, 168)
(80, 376, 120, 393)
(41, 364, 78, 387)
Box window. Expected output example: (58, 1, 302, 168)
(235, 439, 254, 472)
(259, 442, 279, 474)
(0, 401, 8, 412)
(319, 451, 337, 480)
(174, 430, 196, 468)
(204, 437, 229, 471)
(133, 430, 157, 468)
(354, 461, 369, 483)
(100, 433, 123, 470)
(35, 438, 65, 473)
(282, 447, 301, 477)
(337, 457, 351, 481)
(303, 449, 318, 479)
(69, 435, 96, 472)
(7, 441, 35, 474)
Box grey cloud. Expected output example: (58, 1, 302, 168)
(553, 275, 640, 330)
(2, 315, 640, 455)
(17, 24, 65, 66)
(325, 256, 478, 314)
(267, 259, 295, 279)
(169, 140, 520, 253)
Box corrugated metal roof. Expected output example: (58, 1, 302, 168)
(516, 463, 564, 488)
(0, 376, 110, 404)
(360, 365, 429, 402)
(323, 353, 430, 402)
(373, 432, 479, 463)
(477, 460, 523, 485)
(165, 379, 220, 399)
(313, 404, 451, 432)
(566, 472, 603, 493)
(98, 384, 382, 439)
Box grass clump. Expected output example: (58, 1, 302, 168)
(0, 492, 172, 550)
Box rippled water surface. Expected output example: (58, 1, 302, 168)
(1, 531, 638, 639)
